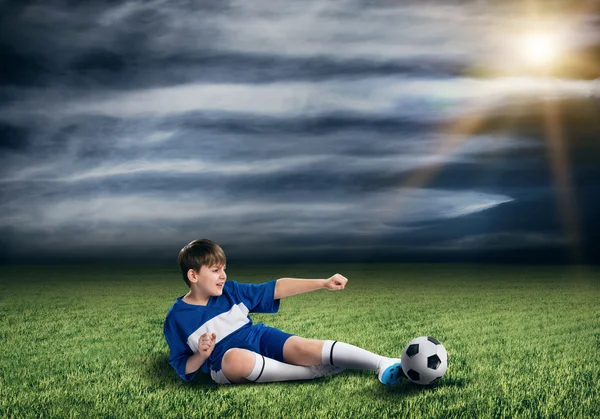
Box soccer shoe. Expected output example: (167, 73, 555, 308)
(310, 364, 345, 379)
(378, 358, 406, 385)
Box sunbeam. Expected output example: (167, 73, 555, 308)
(356, 98, 499, 239)
(541, 88, 583, 265)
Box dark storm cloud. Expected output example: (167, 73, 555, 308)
(165, 112, 434, 137)
(6, 0, 596, 92)
(0, 0, 472, 91)
(0, 38, 469, 89)
(63, 51, 470, 88)
(2, 0, 598, 76)
(0, 101, 552, 192)
(0, 110, 435, 180)
(2, 0, 600, 264)
(0, 45, 53, 87)
(0, 0, 219, 88)
(0, 122, 30, 150)
(2, 93, 599, 264)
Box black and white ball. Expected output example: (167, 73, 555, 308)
(401, 336, 448, 385)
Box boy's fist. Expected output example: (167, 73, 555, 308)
(198, 332, 217, 357)
(324, 273, 347, 290)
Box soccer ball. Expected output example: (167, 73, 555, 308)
(401, 336, 448, 385)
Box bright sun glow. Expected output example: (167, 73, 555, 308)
(520, 33, 558, 67)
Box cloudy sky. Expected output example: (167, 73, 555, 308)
(1, 0, 599, 264)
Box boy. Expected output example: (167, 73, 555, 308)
(164, 239, 406, 385)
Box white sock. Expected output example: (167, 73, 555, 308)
(321, 340, 387, 371)
(245, 352, 315, 383)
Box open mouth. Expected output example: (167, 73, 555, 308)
(216, 283, 224, 288)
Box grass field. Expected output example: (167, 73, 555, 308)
(1, 263, 599, 418)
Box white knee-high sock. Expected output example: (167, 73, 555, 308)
(245, 352, 315, 383)
(321, 340, 388, 371)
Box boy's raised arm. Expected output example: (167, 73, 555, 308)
(273, 273, 347, 299)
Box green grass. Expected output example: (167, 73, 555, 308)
(1, 263, 599, 418)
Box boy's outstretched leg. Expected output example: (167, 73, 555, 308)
(321, 340, 406, 385)
(283, 336, 405, 385)
(218, 348, 342, 384)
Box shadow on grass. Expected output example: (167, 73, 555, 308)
(374, 374, 469, 397)
(147, 354, 468, 394)
(145, 354, 217, 389)
(331, 369, 468, 396)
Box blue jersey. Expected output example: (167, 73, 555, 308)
(163, 279, 280, 381)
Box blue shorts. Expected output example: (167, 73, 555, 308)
(209, 323, 295, 373)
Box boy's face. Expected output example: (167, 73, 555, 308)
(191, 263, 227, 296)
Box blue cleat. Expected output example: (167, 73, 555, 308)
(377, 358, 406, 385)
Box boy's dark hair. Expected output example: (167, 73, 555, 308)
(178, 239, 226, 287)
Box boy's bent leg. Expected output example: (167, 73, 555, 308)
(220, 348, 257, 384)
(220, 347, 335, 384)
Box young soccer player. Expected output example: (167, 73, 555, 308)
(163, 239, 406, 385)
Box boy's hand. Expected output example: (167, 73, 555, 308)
(198, 332, 217, 357)
(324, 273, 348, 290)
